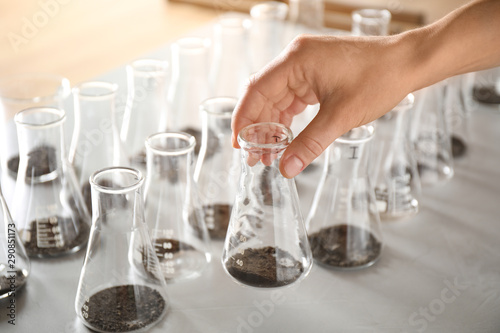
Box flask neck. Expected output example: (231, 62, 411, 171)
(90, 167, 145, 230)
(14, 107, 67, 182)
(170, 38, 210, 82)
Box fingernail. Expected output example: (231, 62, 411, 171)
(284, 155, 304, 178)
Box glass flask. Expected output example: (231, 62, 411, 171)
(472, 66, 500, 104)
(249, 1, 289, 72)
(0, 186, 30, 299)
(306, 125, 383, 270)
(144, 132, 211, 282)
(288, 0, 324, 31)
(411, 81, 454, 186)
(194, 97, 240, 240)
(210, 14, 252, 98)
(12, 107, 90, 258)
(351, 9, 391, 36)
(444, 75, 470, 159)
(121, 59, 170, 172)
(167, 37, 211, 155)
(222, 122, 312, 288)
(70, 81, 127, 213)
(75, 167, 168, 333)
(371, 94, 421, 221)
(0, 73, 70, 208)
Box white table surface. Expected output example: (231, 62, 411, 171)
(1, 20, 500, 333)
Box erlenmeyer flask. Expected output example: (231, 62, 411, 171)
(12, 107, 90, 258)
(194, 97, 240, 240)
(144, 132, 211, 282)
(210, 14, 252, 98)
(0, 73, 70, 208)
(371, 94, 421, 221)
(222, 122, 312, 288)
(411, 81, 454, 185)
(306, 125, 383, 270)
(167, 37, 211, 154)
(444, 75, 470, 159)
(288, 0, 324, 31)
(351, 9, 391, 36)
(70, 81, 127, 213)
(75, 167, 168, 333)
(249, 1, 289, 72)
(0, 187, 30, 299)
(121, 59, 170, 172)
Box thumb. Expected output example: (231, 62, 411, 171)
(279, 103, 343, 178)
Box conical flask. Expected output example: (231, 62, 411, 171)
(249, 1, 289, 72)
(75, 167, 169, 333)
(69, 81, 128, 213)
(120, 59, 170, 172)
(209, 14, 252, 98)
(0, 186, 30, 299)
(144, 132, 211, 282)
(12, 107, 90, 258)
(411, 80, 454, 186)
(194, 97, 240, 239)
(288, 0, 324, 31)
(222, 122, 312, 288)
(0, 73, 71, 209)
(167, 37, 211, 154)
(371, 94, 421, 221)
(351, 9, 391, 36)
(306, 125, 383, 270)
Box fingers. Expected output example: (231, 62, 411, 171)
(279, 101, 343, 178)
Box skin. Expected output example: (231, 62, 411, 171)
(231, 0, 500, 178)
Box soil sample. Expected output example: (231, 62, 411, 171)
(0, 268, 27, 298)
(225, 246, 304, 288)
(21, 216, 90, 257)
(473, 85, 500, 104)
(7, 145, 57, 180)
(81, 284, 166, 332)
(451, 135, 467, 158)
(203, 204, 232, 239)
(308, 224, 382, 269)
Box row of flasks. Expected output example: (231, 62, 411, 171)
(1, 4, 496, 332)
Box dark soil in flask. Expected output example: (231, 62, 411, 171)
(81, 284, 167, 332)
(308, 224, 382, 269)
(225, 246, 304, 288)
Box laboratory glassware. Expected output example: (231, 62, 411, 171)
(351, 8, 391, 36)
(70, 81, 127, 212)
(411, 81, 454, 185)
(222, 122, 312, 288)
(194, 97, 240, 239)
(12, 107, 90, 258)
(0, 73, 70, 207)
(210, 14, 252, 98)
(306, 125, 383, 270)
(144, 132, 211, 282)
(167, 37, 211, 154)
(371, 94, 421, 221)
(121, 59, 170, 172)
(75, 167, 168, 333)
(0, 186, 30, 299)
(288, 0, 324, 31)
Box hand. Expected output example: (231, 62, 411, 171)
(232, 34, 414, 178)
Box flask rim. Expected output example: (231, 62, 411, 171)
(352, 8, 392, 23)
(237, 122, 293, 151)
(335, 125, 374, 144)
(145, 131, 196, 156)
(14, 106, 66, 129)
(127, 58, 169, 77)
(72, 81, 118, 101)
(89, 166, 144, 194)
(199, 96, 237, 118)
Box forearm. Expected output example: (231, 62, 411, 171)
(400, 0, 500, 92)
